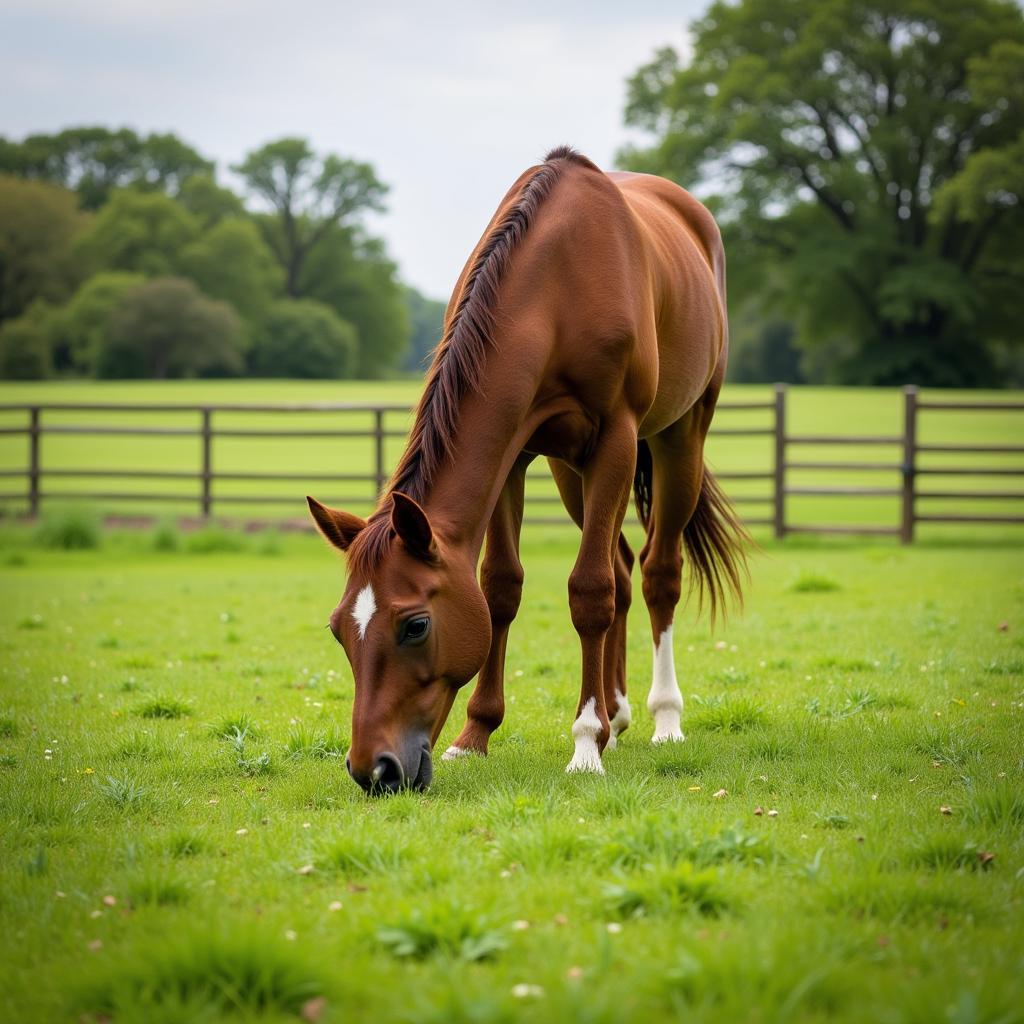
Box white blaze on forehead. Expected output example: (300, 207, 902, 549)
(351, 584, 377, 640)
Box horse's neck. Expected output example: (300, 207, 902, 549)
(417, 371, 535, 562)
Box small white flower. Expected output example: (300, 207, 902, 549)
(236, 828, 248, 836)
(284, 929, 297, 941)
(606, 922, 623, 934)
(511, 984, 543, 999)
(328, 901, 343, 912)
(512, 920, 530, 931)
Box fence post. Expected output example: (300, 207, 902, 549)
(773, 384, 786, 539)
(28, 406, 41, 517)
(201, 408, 213, 518)
(900, 385, 918, 544)
(374, 409, 386, 498)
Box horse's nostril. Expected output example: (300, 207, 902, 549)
(371, 752, 405, 793)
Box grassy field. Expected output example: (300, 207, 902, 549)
(0, 380, 1021, 531)
(1, 520, 1023, 1023)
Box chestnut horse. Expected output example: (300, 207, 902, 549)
(308, 146, 747, 792)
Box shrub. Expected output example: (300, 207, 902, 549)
(34, 504, 101, 550)
(249, 298, 358, 378)
(98, 276, 243, 379)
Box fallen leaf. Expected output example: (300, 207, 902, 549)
(567, 966, 584, 980)
(301, 996, 328, 1022)
(296, 864, 315, 876)
(767, 809, 779, 818)
(753, 806, 764, 816)
(977, 851, 995, 867)
(687, 785, 701, 792)
(101, 895, 116, 907)
(939, 805, 953, 815)
(998, 621, 1008, 632)
(713, 788, 728, 799)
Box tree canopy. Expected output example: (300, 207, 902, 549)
(0, 131, 417, 381)
(622, 0, 1024, 385)
(234, 138, 387, 297)
(0, 127, 212, 209)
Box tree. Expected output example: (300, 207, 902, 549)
(0, 303, 54, 379)
(300, 226, 409, 378)
(178, 218, 282, 327)
(249, 299, 358, 378)
(177, 174, 247, 228)
(0, 127, 212, 209)
(402, 286, 447, 372)
(74, 190, 201, 278)
(0, 175, 87, 324)
(98, 277, 243, 379)
(234, 138, 388, 297)
(622, 0, 1024, 385)
(49, 272, 146, 374)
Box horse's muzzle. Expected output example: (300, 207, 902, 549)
(346, 737, 432, 795)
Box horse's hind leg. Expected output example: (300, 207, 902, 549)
(442, 453, 532, 759)
(640, 412, 707, 743)
(550, 461, 634, 749)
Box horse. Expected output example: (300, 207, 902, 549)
(307, 145, 748, 793)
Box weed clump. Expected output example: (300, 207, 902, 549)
(34, 504, 101, 550)
(689, 696, 766, 733)
(377, 905, 507, 962)
(185, 527, 245, 554)
(604, 862, 729, 918)
(135, 696, 193, 720)
(284, 724, 346, 760)
(790, 572, 840, 593)
(73, 926, 326, 1018)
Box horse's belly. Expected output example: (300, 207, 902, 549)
(522, 407, 596, 464)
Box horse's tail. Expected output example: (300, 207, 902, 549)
(682, 464, 751, 625)
(633, 438, 654, 531)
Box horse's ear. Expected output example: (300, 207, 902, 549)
(306, 496, 366, 552)
(390, 492, 435, 560)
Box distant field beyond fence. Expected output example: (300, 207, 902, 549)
(0, 383, 1021, 541)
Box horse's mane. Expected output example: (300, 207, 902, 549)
(348, 146, 595, 574)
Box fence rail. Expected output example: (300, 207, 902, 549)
(0, 385, 1021, 541)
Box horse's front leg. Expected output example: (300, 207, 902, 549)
(443, 454, 532, 760)
(566, 418, 637, 774)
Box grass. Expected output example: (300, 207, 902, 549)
(0, 504, 1023, 1019)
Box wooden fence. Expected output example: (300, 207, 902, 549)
(0, 386, 1021, 541)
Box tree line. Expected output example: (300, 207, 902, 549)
(0, 129, 446, 380)
(621, 0, 1023, 387)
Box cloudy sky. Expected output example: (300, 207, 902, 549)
(1, 0, 703, 300)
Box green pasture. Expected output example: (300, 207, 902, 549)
(1, 521, 1023, 1022)
(0, 380, 1021, 531)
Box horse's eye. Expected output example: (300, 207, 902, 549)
(399, 616, 430, 646)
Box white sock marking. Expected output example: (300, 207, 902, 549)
(606, 689, 632, 750)
(565, 696, 605, 774)
(441, 745, 472, 760)
(352, 584, 377, 640)
(648, 625, 684, 743)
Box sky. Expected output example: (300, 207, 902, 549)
(1, 0, 703, 301)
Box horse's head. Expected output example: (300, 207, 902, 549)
(307, 493, 490, 794)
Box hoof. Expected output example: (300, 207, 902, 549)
(565, 753, 605, 774)
(652, 730, 685, 745)
(441, 745, 476, 761)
